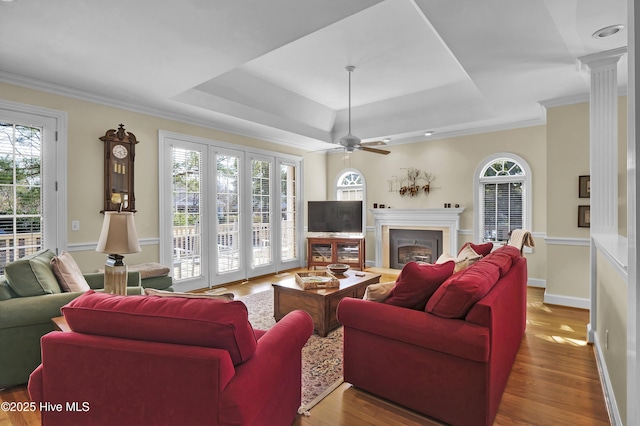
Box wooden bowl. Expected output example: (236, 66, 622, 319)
(327, 263, 350, 275)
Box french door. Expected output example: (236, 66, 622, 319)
(0, 101, 66, 271)
(159, 131, 302, 291)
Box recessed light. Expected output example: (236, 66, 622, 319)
(383, 138, 391, 143)
(424, 131, 434, 136)
(592, 24, 625, 39)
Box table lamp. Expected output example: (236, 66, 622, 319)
(96, 211, 141, 295)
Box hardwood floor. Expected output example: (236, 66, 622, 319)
(0, 268, 610, 425)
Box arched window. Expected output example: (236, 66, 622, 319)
(336, 170, 364, 201)
(334, 169, 366, 235)
(474, 154, 532, 244)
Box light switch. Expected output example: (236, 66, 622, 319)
(71, 220, 80, 231)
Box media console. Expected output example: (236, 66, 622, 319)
(307, 236, 365, 271)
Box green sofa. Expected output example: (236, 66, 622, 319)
(0, 249, 172, 389)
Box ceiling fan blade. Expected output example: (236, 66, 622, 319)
(359, 146, 390, 155)
(360, 140, 387, 147)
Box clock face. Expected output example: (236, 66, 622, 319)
(112, 144, 128, 159)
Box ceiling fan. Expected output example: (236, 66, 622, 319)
(338, 66, 390, 155)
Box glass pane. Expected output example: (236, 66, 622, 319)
(280, 164, 297, 262)
(217, 154, 241, 273)
(252, 159, 271, 268)
(0, 123, 43, 273)
(172, 148, 202, 280)
(482, 181, 523, 242)
(337, 171, 364, 201)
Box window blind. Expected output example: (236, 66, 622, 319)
(481, 181, 523, 242)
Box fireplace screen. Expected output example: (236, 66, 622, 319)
(389, 229, 443, 269)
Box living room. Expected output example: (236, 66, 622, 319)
(0, 1, 638, 425)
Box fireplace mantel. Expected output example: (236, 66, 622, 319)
(370, 208, 464, 268)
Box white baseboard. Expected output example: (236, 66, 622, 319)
(543, 291, 590, 309)
(527, 278, 546, 288)
(593, 333, 622, 425)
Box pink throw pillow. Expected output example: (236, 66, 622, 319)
(383, 261, 455, 310)
(50, 251, 90, 292)
(62, 290, 257, 366)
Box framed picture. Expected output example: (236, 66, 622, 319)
(578, 205, 590, 228)
(579, 175, 590, 198)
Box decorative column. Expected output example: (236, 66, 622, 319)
(578, 47, 626, 234)
(578, 47, 626, 346)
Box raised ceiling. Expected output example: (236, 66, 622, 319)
(0, 0, 628, 151)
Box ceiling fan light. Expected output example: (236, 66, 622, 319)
(339, 133, 361, 147)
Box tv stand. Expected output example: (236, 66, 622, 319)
(307, 236, 365, 271)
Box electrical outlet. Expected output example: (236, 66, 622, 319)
(71, 220, 80, 231)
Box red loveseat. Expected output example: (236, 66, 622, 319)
(337, 245, 527, 426)
(28, 291, 313, 426)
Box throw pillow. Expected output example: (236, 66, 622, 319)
(426, 259, 501, 319)
(4, 249, 62, 296)
(62, 290, 257, 366)
(458, 242, 493, 257)
(457, 244, 482, 266)
(50, 251, 91, 292)
(128, 262, 171, 279)
(363, 281, 395, 302)
(436, 253, 470, 274)
(383, 261, 455, 310)
(480, 245, 521, 277)
(144, 287, 234, 301)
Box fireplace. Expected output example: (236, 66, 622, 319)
(389, 229, 443, 269)
(370, 208, 464, 268)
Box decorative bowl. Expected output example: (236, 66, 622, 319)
(327, 263, 350, 275)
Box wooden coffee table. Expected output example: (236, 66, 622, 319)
(272, 270, 381, 336)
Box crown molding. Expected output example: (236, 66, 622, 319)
(540, 86, 627, 109)
(393, 117, 547, 146)
(0, 71, 320, 151)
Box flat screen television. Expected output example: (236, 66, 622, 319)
(307, 200, 363, 234)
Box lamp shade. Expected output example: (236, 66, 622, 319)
(96, 211, 141, 255)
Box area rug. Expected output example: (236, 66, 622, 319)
(238, 290, 344, 412)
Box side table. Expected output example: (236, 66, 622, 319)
(52, 315, 71, 332)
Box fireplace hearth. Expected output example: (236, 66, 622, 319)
(370, 208, 464, 268)
(389, 229, 443, 269)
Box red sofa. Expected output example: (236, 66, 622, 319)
(337, 245, 527, 426)
(28, 291, 313, 426)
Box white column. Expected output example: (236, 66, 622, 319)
(627, 1, 639, 424)
(579, 47, 626, 234)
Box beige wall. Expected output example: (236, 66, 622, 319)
(1, 82, 306, 272)
(545, 99, 627, 303)
(325, 126, 548, 282)
(545, 103, 591, 301)
(596, 252, 627, 425)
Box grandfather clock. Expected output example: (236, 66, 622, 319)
(99, 124, 138, 212)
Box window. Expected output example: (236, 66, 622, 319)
(336, 170, 364, 201)
(159, 131, 302, 291)
(334, 169, 366, 235)
(280, 162, 298, 262)
(171, 147, 203, 280)
(474, 154, 531, 244)
(0, 101, 65, 273)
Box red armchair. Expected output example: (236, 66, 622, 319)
(28, 291, 313, 426)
